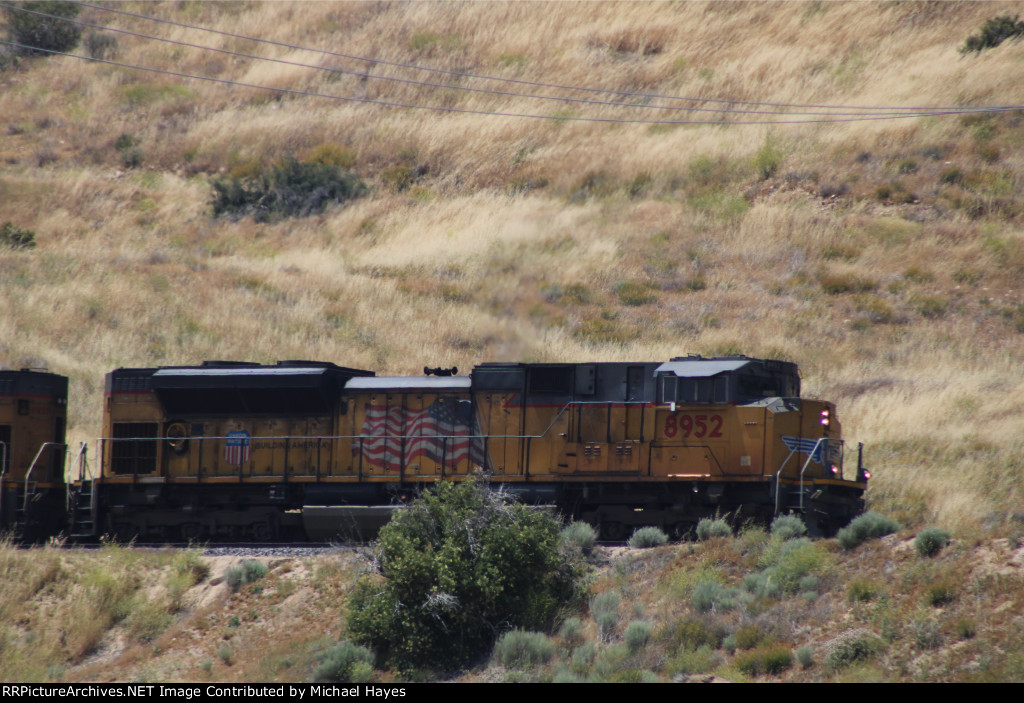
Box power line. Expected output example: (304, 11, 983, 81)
(3, 37, 1018, 127)
(70, 0, 1004, 115)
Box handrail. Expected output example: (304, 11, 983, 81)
(773, 437, 843, 516)
(23, 442, 66, 513)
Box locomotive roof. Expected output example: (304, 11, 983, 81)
(346, 376, 472, 391)
(656, 357, 798, 378)
(0, 369, 68, 397)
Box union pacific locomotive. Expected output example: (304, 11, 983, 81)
(5, 356, 869, 541)
(59, 355, 867, 541)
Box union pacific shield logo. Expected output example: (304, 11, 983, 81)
(224, 430, 251, 465)
(781, 436, 825, 465)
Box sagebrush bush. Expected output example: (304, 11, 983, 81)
(210, 156, 366, 221)
(624, 620, 654, 653)
(347, 482, 581, 671)
(493, 630, 555, 669)
(226, 559, 267, 592)
(770, 514, 808, 541)
(914, 527, 951, 558)
(627, 526, 668, 548)
(561, 521, 597, 555)
(591, 590, 620, 642)
(691, 579, 739, 613)
(836, 512, 900, 550)
(696, 518, 732, 541)
(822, 629, 885, 671)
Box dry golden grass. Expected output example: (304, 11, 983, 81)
(1, 1, 1023, 529)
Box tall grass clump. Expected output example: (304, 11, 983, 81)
(836, 512, 900, 550)
(914, 527, 951, 558)
(696, 518, 732, 541)
(493, 630, 555, 669)
(628, 526, 668, 548)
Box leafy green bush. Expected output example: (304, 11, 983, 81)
(795, 645, 814, 669)
(561, 521, 597, 555)
(493, 630, 555, 669)
(962, 15, 1024, 54)
(315, 641, 375, 683)
(914, 527, 951, 558)
(627, 526, 668, 548)
(3, 1, 81, 56)
(210, 156, 366, 221)
(836, 511, 900, 550)
(0, 222, 36, 249)
(347, 482, 580, 671)
(770, 514, 808, 541)
(696, 517, 732, 541)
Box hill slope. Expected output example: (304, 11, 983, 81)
(1, 1, 1023, 532)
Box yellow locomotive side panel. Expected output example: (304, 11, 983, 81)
(104, 392, 164, 478)
(475, 392, 523, 477)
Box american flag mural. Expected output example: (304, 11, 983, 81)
(356, 397, 486, 472)
(224, 430, 251, 465)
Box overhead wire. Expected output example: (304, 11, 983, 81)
(1, 2, 1020, 125)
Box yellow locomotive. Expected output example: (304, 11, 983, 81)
(0, 369, 68, 540)
(71, 356, 867, 541)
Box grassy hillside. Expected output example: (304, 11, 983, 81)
(1, 0, 1024, 536)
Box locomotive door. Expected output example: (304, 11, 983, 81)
(475, 392, 522, 476)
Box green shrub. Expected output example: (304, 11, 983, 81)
(210, 156, 366, 221)
(557, 617, 584, 646)
(591, 590, 620, 642)
(847, 579, 878, 603)
(561, 521, 597, 555)
(3, 1, 81, 56)
(347, 482, 580, 671)
(624, 620, 654, 653)
(770, 515, 807, 541)
(226, 559, 267, 592)
(822, 629, 885, 671)
(0, 222, 36, 249)
(962, 15, 1024, 54)
(615, 280, 657, 306)
(696, 518, 732, 541)
(691, 579, 739, 613)
(627, 526, 668, 548)
(493, 630, 555, 669)
(735, 645, 793, 677)
(836, 512, 900, 550)
(795, 645, 814, 669)
(315, 642, 376, 683)
(915, 527, 951, 558)
(661, 617, 726, 652)
(84, 31, 117, 60)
